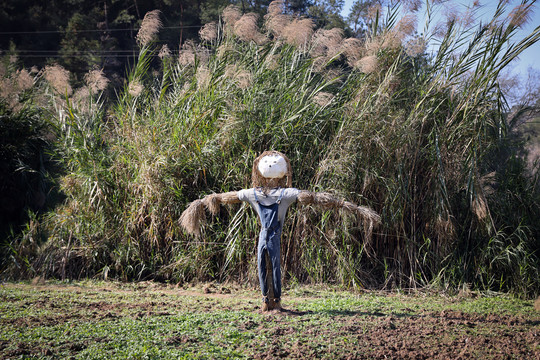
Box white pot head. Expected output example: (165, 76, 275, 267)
(257, 154, 288, 179)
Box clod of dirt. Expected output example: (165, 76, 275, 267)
(31, 277, 45, 285)
(165, 335, 195, 345)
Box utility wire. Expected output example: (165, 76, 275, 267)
(0, 25, 203, 35)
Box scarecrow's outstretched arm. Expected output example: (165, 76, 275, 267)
(179, 191, 241, 236)
(297, 190, 381, 225)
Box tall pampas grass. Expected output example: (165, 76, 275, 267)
(136, 10, 162, 46)
(7, 2, 539, 297)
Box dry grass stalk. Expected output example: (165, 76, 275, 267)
(313, 92, 334, 107)
(136, 10, 162, 47)
(199, 22, 218, 42)
(434, 214, 456, 249)
(84, 69, 109, 93)
(472, 195, 488, 221)
(234, 13, 267, 44)
(44, 64, 72, 96)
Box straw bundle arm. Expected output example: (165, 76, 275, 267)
(297, 190, 381, 231)
(179, 191, 241, 236)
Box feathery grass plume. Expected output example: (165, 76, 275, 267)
(264, 0, 291, 38)
(72, 86, 90, 109)
(223, 5, 241, 27)
(216, 43, 234, 59)
(44, 64, 72, 96)
(225, 65, 252, 89)
(459, 8, 476, 28)
(268, 0, 285, 16)
(136, 10, 162, 47)
(15, 69, 33, 92)
(310, 28, 344, 60)
(508, 3, 533, 28)
(341, 38, 364, 67)
(356, 55, 378, 74)
(158, 45, 171, 59)
(396, 14, 417, 37)
(84, 69, 109, 93)
(178, 41, 196, 66)
(367, 3, 382, 21)
(234, 13, 267, 44)
(405, 37, 427, 57)
(283, 18, 314, 47)
(381, 31, 403, 50)
(128, 79, 143, 97)
(199, 22, 218, 42)
(0, 77, 13, 100)
(403, 0, 422, 12)
(265, 14, 291, 38)
(196, 66, 211, 90)
(443, 3, 460, 25)
(313, 92, 334, 107)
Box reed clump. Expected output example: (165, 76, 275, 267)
(2, 1, 539, 297)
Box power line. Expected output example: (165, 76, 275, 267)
(0, 25, 203, 35)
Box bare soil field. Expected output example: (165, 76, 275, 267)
(0, 281, 538, 359)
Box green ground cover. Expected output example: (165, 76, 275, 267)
(0, 281, 538, 359)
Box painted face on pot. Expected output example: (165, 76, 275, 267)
(257, 154, 288, 179)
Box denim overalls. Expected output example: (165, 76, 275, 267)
(254, 188, 285, 302)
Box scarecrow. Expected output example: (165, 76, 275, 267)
(180, 151, 380, 310)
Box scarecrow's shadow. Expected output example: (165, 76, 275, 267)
(274, 308, 417, 318)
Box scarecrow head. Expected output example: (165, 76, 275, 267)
(251, 151, 292, 189)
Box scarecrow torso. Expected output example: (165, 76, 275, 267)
(238, 188, 300, 226)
